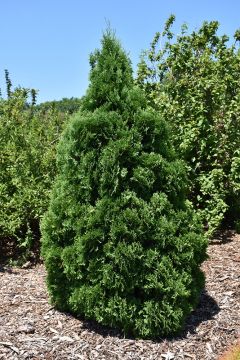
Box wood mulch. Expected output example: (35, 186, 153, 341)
(0, 232, 239, 360)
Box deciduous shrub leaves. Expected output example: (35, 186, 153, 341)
(0, 86, 67, 258)
(137, 16, 240, 235)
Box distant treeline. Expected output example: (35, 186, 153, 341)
(35, 97, 82, 114)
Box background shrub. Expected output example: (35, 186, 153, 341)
(41, 31, 207, 339)
(137, 16, 240, 236)
(0, 77, 68, 261)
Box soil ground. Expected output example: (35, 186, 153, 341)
(0, 232, 239, 359)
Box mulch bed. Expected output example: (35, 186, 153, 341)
(0, 232, 239, 360)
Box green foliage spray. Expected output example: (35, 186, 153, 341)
(41, 31, 207, 339)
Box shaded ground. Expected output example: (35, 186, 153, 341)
(0, 232, 239, 359)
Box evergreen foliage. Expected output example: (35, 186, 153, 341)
(81, 32, 133, 113)
(137, 17, 240, 235)
(41, 31, 207, 339)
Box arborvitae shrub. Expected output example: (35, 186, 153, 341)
(41, 31, 208, 339)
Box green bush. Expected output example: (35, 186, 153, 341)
(0, 82, 67, 259)
(137, 16, 240, 236)
(41, 31, 207, 339)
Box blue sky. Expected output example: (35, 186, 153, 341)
(1, 0, 240, 103)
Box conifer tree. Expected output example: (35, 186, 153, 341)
(41, 30, 207, 339)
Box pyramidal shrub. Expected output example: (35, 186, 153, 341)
(41, 30, 208, 339)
